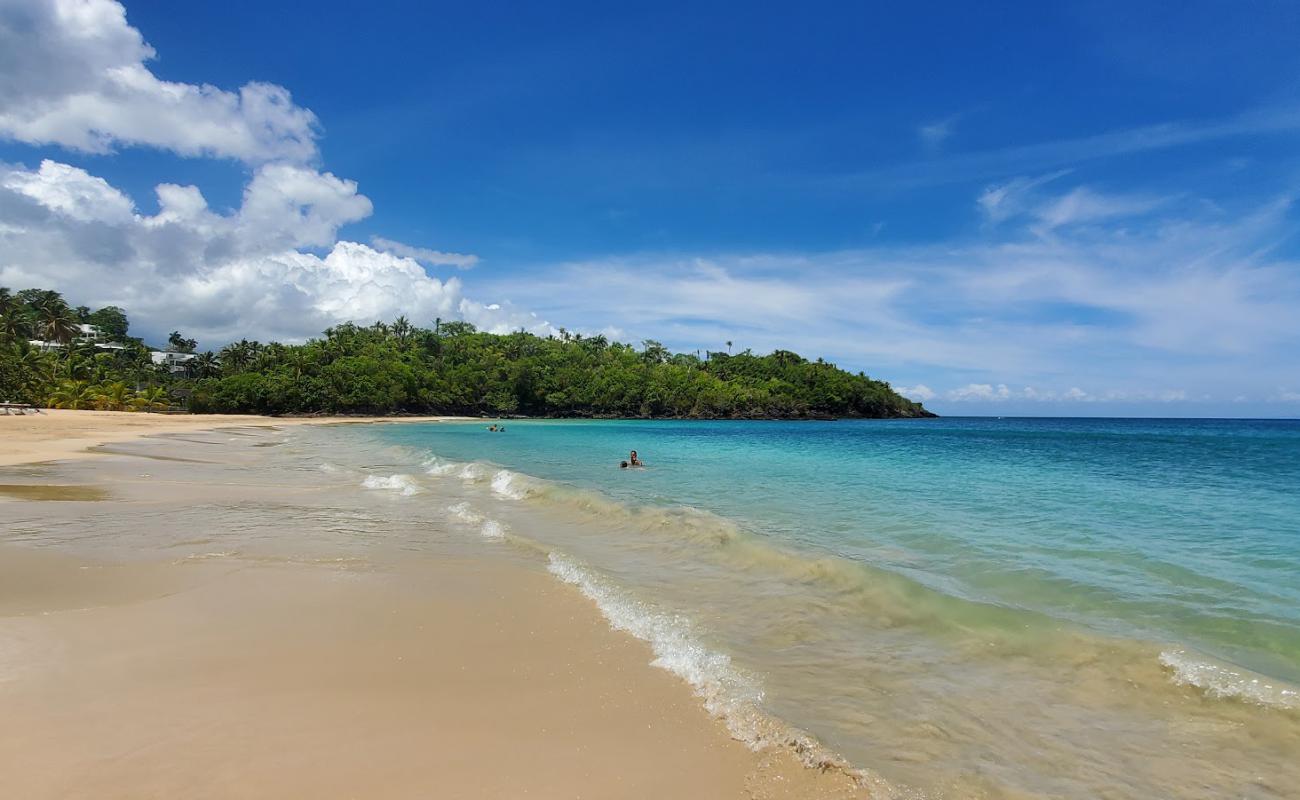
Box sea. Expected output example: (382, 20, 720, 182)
(351, 417, 1300, 799)
(8, 416, 1299, 798)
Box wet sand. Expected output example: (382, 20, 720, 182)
(0, 414, 866, 799)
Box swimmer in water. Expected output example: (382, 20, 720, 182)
(629, 450, 642, 467)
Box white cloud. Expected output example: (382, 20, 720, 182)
(0, 158, 550, 346)
(933, 385, 1200, 404)
(845, 105, 1300, 190)
(918, 116, 956, 148)
(977, 173, 1164, 232)
(0, 2, 546, 346)
(976, 170, 1072, 223)
(0, 0, 318, 163)
(946, 383, 1012, 401)
(487, 186, 1300, 404)
(1, 157, 134, 222)
(897, 384, 935, 402)
(1034, 187, 1165, 230)
(371, 236, 480, 269)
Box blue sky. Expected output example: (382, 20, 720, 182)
(1, 0, 1298, 416)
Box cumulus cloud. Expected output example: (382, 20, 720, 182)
(0, 0, 546, 347)
(0, 0, 318, 162)
(936, 384, 1202, 404)
(947, 383, 1011, 401)
(0, 158, 549, 346)
(897, 384, 935, 402)
(371, 236, 480, 269)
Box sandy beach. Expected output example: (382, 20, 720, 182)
(0, 411, 865, 799)
(0, 409, 474, 467)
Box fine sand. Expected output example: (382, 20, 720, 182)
(0, 408, 472, 467)
(0, 411, 866, 799)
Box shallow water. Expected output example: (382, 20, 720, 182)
(352, 417, 1300, 798)
(3, 419, 1298, 798)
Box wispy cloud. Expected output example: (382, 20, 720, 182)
(483, 178, 1300, 407)
(918, 115, 959, 149)
(841, 105, 1300, 189)
(371, 236, 479, 269)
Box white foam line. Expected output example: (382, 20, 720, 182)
(1159, 649, 1300, 710)
(361, 474, 420, 496)
(447, 502, 508, 539)
(544, 552, 893, 791)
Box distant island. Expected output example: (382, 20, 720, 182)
(1, 287, 934, 419)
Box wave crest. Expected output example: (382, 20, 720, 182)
(1159, 650, 1300, 711)
(361, 474, 420, 496)
(545, 552, 886, 789)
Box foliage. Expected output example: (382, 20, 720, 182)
(168, 331, 197, 353)
(0, 286, 934, 419)
(88, 306, 130, 341)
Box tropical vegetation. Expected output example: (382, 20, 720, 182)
(0, 287, 934, 419)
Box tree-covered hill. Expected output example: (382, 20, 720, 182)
(0, 287, 934, 419)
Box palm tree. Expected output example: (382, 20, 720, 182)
(94, 381, 133, 411)
(131, 386, 170, 413)
(219, 340, 256, 373)
(0, 289, 33, 342)
(7, 342, 53, 400)
(188, 351, 220, 379)
(390, 315, 414, 350)
(48, 380, 96, 409)
(34, 295, 80, 348)
(726, 340, 733, 355)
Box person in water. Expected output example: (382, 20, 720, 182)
(619, 461, 629, 469)
(629, 450, 642, 466)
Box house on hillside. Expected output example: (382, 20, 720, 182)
(151, 350, 197, 374)
(28, 324, 126, 352)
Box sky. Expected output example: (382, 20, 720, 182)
(1, 0, 1298, 417)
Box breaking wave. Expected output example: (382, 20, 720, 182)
(1159, 650, 1300, 711)
(446, 501, 508, 539)
(545, 552, 887, 789)
(361, 474, 421, 496)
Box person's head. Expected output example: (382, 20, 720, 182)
(630, 450, 638, 459)
(620, 461, 629, 469)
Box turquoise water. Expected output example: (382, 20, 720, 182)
(351, 417, 1300, 797)
(377, 417, 1300, 684)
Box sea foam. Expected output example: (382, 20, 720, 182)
(423, 455, 459, 476)
(490, 469, 533, 500)
(446, 502, 508, 539)
(1159, 650, 1300, 711)
(361, 474, 420, 496)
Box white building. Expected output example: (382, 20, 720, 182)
(28, 324, 118, 351)
(151, 351, 197, 373)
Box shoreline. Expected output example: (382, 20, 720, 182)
(0, 412, 868, 798)
(0, 408, 478, 467)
